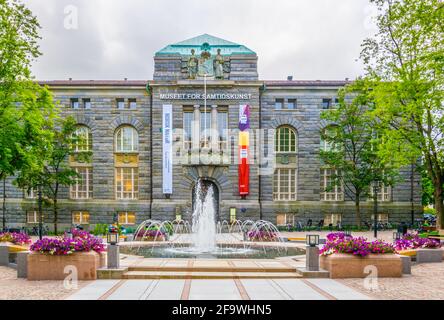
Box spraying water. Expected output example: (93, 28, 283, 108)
(191, 179, 217, 252)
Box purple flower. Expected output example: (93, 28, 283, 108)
(30, 231, 105, 255)
(0, 232, 31, 245)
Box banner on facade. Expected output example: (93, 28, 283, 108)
(162, 105, 173, 194)
(238, 105, 250, 196)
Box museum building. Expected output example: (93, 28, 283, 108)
(2, 34, 422, 230)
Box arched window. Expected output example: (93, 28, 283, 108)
(115, 126, 138, 152)
(73, 125, 92, 152)
(273, 126, 298, 201)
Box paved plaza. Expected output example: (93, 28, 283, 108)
(67, 278, 370, 300)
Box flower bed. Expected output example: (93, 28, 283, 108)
(247, 230, 278, 242)
(27, 230, 105, 280)
(319, 232, 401, 278)
(0, 232, 31, 246)
(394, 232, 442, 251)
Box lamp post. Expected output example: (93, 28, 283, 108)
(393, 232, 402, 241)
(305, 234, 320, 271)
(372, 179, 380, 239)
(107, 225, 120, 269)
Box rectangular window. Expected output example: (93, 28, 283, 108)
(83, 98, 91, 109)
(24, 188, 36, 199)
(70, 167, 93, 199)
(116, 167, 138, 199)
(287, 99, 297, 110)
(129, 98, 137, 109)
(273, 168, 297, 201)
(371, 213, 389, 223)
(27, 211, 39, 224)
(321, 169, 343, 201)
(275, 99, 284, 110)
(322, 98, 332, 109)
(369, 183, 391, 202)
(324, 213, 342, 226)
(71, 98, 79, 109)
(230, 208, 236, 224)
(200, 111, 212, 148)
(333, 98, 339, 107)
(117, 98, 125, 110)
(276, 213, 295, 226)
(183, 111, 193, 151)
(72, 211, 90, 225)
(218, 112, 228, 150)
(118, 212, 136, 225)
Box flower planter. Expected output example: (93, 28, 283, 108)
(320, 253, 402, 278)
(27, 251, 105, 281)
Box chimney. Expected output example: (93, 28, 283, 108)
(124, 78, 128, 81)
(287, 75, 293, 81)
(68, 78, 72, 81)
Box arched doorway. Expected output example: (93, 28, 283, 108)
(192, 179, 220, 221)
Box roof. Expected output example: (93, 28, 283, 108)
(155, 34, 256, 56)
(38, 79, 350, 87)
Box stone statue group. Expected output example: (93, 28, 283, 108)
(187, 48, 224, 80)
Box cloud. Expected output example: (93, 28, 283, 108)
(23, 0, 375, 80)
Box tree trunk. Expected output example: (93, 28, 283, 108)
(434, 182, 443, 230)
(2, 177, 6, 231)
(355, 196, 362, 228)
(53, 197, 58, 235)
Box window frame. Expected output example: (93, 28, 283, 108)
(115, 126, 139, 153)
(72, 211, 90, 225)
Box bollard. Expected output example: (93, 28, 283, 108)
(0, 246, 9, 266)
(399, 255, 411, 274)
(107, 244, 120, 269)
(17, 251, 29, 278)
(306, 245, 320, 271)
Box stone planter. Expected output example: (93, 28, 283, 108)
(27, 251, 105, 281)
(320, 253, 402, 278)
(416, 248, 443, 263)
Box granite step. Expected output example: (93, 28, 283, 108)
(122, 271, 302, 279)
(128, 266, 296, 273)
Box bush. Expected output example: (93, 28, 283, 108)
(423, 207, 436, 215)
(92, 224, 108, 236)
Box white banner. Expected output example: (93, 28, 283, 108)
(162, 105, 173, 194)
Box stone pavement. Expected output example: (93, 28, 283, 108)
(67, 278, 370, 300)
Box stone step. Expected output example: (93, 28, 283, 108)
(128, 266, 296, 273)
(122, 271, 302, 279)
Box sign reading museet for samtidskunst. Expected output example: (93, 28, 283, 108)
(159, 93, 252, 100)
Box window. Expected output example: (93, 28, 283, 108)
(118, 212, 136, 225)
(73, 126, 92, 152)
(276, 213, 295, 226)
(371, 213, 389, 223)
(115, 126, 138, 152)
(218, 112, 228, 150)
(369, 182, 391, 202)
(71, 98, 79, 109)
(24, 188, 36, 199)
(324, 213, 342, 226)
(321, 169, 343, 201)
(70, 167, 93, 199)
(117, 98, 125, 110)
(230, 208, 236, 224)
(322, 98, 332, 109)
(333, 98, 339, 107)
(275, 99, 284, 110)
(287, 99, 297, 110)
(27, 211, 39, 224)
(320, 126, 339, 152)
(72, 211, 90, 225)
(116, 167, 138, 199)
(200, 111, 212, 148)
(129, 98, 137, 109)
(183, 112, 193, 151)
(83, 98, 91, 109)
(273, 126, 298, 201)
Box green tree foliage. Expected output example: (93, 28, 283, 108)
(321, 80, 399, 227)
(0, 0, 56, 229)
(360, 0, 444, 227)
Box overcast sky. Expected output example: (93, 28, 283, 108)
(23, 0, 377, 81)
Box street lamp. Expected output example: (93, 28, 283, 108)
(107, 225, 120, 269)
(107, 232, 119, 245)
(372, 178, 380, 239)
(305, 234, 320, 271)
(306, 234, 320, 247)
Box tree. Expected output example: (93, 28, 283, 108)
(320, 80, 398, 227)
(360, 0, 444, 228)
(0, 0, 56, 229)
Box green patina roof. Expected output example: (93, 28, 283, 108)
(155, 34, 256, 56)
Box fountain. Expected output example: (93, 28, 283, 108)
(122, 179, 305, 259)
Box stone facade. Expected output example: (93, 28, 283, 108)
(0, 35, 422, 231)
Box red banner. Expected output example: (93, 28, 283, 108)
(238, 146, 249, 195)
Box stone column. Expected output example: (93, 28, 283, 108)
(191, 104, 200, 164)
(0, 245, 8, 266)
(107, 245, 120, 269)
(17, 251, 29, 278)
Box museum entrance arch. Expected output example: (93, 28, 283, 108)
(192, 179, 220, 222)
